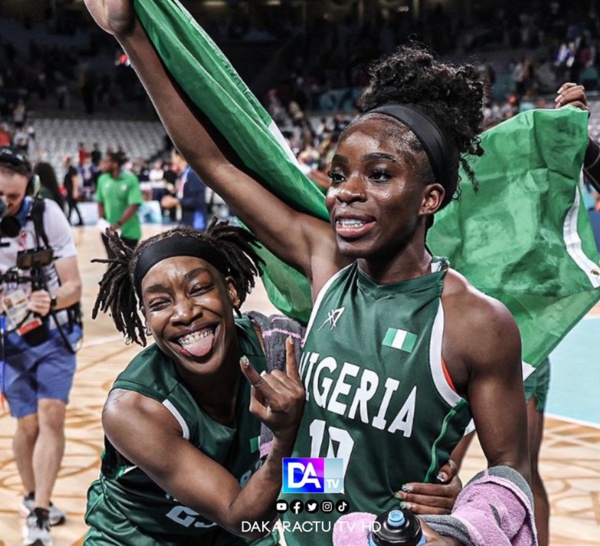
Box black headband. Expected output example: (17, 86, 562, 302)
(364, 104, 448, 184)
(133, 236, 229, 299)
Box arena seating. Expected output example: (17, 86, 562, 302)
(30, 117, 167, 175)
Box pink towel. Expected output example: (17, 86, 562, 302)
(424, 467, 538, 546)
(331, 466, 537, 546)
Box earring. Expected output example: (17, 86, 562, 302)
(144, 325, 152, 336)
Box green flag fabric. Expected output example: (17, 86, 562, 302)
(428, 109, 600, 365)
(134, 0, 600, 367)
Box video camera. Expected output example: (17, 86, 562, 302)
(0, 199, 22, 242)
(0, 199, 54, 269)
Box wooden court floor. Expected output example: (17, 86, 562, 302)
(0, 225, 598, 545)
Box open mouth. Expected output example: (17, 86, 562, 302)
(335, 217, 374, 238)
(175, 326, 216, 358)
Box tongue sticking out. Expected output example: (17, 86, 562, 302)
(179, 331, 215, 358)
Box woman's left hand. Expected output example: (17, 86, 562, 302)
(394, 460, 461, 515)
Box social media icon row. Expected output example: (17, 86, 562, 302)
(276, 499, 349, 515)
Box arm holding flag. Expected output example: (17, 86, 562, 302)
(84, 0, 344, 299)
(556, 82, 600, 193)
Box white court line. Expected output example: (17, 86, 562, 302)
(80, 334, 126, 348)
(546, 412, 600, 431)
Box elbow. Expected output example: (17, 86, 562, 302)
(219, 503, 277, 540)
(489, 458, 532, 487)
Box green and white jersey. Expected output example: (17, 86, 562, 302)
(84, 314, 277, 546)
(280, 261, 472, 546)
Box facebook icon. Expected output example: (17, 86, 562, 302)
(282, 458, 344, 494)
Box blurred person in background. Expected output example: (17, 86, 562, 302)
(160, 149, 207, 231)
(95, 150, 143, 258)
(33, 162, 66, 214)
(63, 155, 84, 226)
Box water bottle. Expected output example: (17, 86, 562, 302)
(368, 508, 426, 546)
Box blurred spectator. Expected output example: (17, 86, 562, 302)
(79, 157, 96, 202)
(12, 99, 27, 129)
(160, 149, 207, 231)
(0, 124, 11, 147)
(33, 161, 66, 213)
(91, 143, 103, 168)
(78, 142, 90, 167)
(95, 151, 143, 258)
(63, 155, 84, 226)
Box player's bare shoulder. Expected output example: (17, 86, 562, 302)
(441, 268, 522, 384)
(442, 268, 517, 329)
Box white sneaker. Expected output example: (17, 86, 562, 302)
(20, 495, 66, 526)
(23, 507, 53, 546)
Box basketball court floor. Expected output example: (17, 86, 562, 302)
(0, 225, 598, 545)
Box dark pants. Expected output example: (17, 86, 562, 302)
(67, 197, 84, 226)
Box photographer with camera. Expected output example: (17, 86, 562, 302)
(0, 146, 83, 546)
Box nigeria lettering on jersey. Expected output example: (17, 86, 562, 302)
(298, 351, 416, 437)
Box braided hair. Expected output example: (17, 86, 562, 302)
(92, 218, 264, 346)
(356, 42, 484, 209)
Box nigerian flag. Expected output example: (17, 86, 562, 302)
(134, 0, 600, 368)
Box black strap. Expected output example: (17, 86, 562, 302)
(30, 196, 49, 248)
(30, 196, 82, 353)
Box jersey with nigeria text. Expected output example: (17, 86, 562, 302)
(280, 261, 472, 546)
(84, 314, 276, 546)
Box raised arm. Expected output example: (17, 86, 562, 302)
(555, 82, 600, 193)
(84, 0, 341, 291)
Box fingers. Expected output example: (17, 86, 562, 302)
(557, 82, 578, 94)
(27, 290, 51, 316)
(555, 83, 589, 111)
(240, 356, 277, 401)
(285, 336, 301, 383)
(435, 459, 458, 484)
(395, 459, 462, 516)
(394, 483, 454, 515)
(240, 354, 303, 406)
(241, 352, 305, 440)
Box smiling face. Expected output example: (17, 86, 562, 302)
(326, 116, 444, 269)
(140, 256, 240, 377)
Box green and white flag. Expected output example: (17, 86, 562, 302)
(134, 0, 600, 368)
(383, 328, 418, 353)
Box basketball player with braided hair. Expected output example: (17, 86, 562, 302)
(84, 1, 535, 543)
(84, 220, 306, 545)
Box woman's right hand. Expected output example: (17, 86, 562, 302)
(241, 337, 305, 444)
(84, 0, 136, 37)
